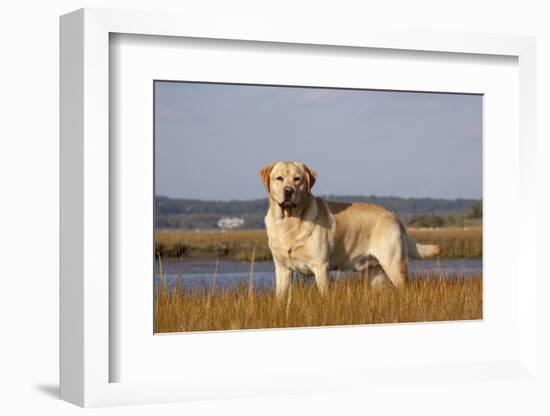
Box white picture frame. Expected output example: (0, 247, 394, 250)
(60, 7, 538, 408)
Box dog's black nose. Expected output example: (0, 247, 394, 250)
(284, 186, 294, 196)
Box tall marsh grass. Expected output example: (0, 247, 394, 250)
(155, 227, 482, 261)
(408, 228, 482, 259)
(155, 229, 272, 261)
(154, 272, 482, 333)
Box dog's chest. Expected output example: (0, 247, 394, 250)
(266, 219, 317, 274)
(271, 245, 314, 275)
(281, 246, 314, 274)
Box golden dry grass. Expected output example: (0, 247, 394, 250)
(154, 273, 482, 333)
(408, 227, 482, 258)
(155, 229, 272, 260)
(155, 227, 482, 261)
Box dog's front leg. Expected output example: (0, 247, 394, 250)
(274, 261, 292, 299)
(312, 263, 330, 296)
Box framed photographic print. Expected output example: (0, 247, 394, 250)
(60, 8, 538, 408)
(152, 80, 483, 334)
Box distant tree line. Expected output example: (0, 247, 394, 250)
(408, 200, 482, 228)
(155, 195, 482, 230)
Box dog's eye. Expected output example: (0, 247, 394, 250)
(294, 177, 301, 182)
(276, 176, 283, 181)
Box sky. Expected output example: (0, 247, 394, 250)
(154, 81, 482, 200)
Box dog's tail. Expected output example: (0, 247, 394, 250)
(400, 223, 442, 259)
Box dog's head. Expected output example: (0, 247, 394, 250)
(259, 161, 317, 209)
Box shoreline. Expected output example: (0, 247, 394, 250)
(155, 227, 483, 260)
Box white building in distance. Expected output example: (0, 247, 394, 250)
(217, 217, 244, 230)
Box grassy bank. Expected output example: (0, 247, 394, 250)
(155, 227, 482, 261)
(154, 272, 482, 333)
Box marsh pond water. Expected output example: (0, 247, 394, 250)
(154, 257, 482, 293)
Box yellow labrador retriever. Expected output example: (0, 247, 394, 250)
(259, 161, 442, 298)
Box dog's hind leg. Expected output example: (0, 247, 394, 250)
(367, 264, 389, 288)
(369, 222, 408, 288)
(377, 254, 408, 288)
(371, 232, 408, 288)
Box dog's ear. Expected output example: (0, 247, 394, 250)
(259, 163, 275, 192)
(303, 164, 317, 192)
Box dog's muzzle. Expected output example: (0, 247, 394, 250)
(283, 186, 295, 199)
(279, 187, 296, 209)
